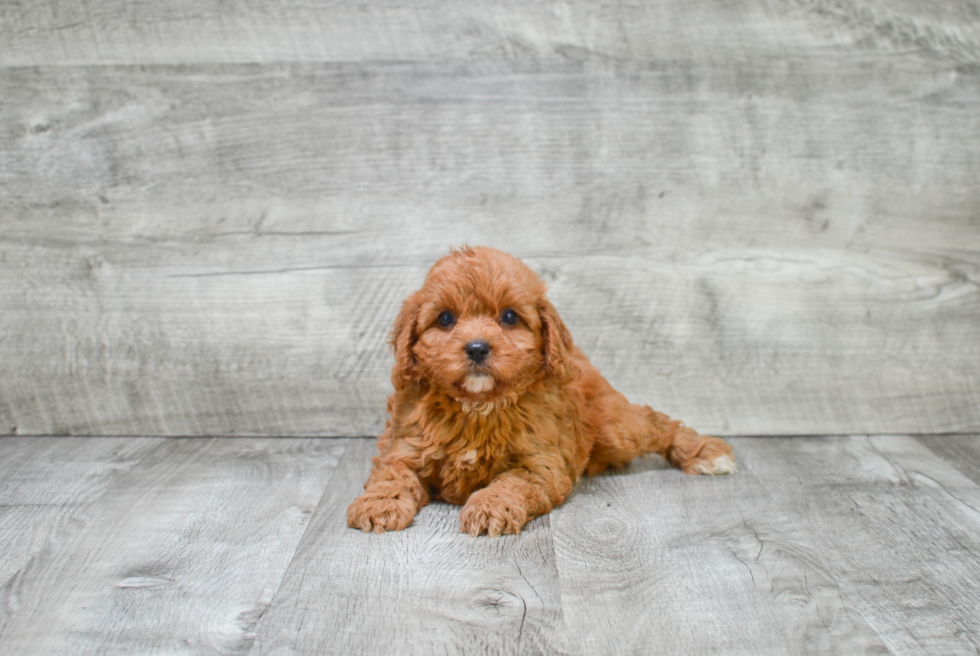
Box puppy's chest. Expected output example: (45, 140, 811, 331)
(414, 413, 519, 503)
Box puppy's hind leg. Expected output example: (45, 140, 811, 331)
(640, 407, 736, 475)
(584, 393, 734, 476)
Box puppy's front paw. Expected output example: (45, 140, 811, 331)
(347, 491, 418, 533)
(459, 488, 528, 537)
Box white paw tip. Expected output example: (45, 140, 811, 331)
(695, 454, 736, 475)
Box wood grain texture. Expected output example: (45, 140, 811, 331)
(2, 435, 980, 653)
(742, 435, 980, 655)
(550, 447, 888, 654)
(1, 58, 978, 437)
(918, 434, 980, 486)
(2, 0, 979, 66)
(0, 437, 344, 654)
(251, 435, 980, 654)
(251, 438, 569, 655)
(0, 436, 165, 585)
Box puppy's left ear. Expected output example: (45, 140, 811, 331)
(538, 296, 575, 384)
(389, 291, 422, 389)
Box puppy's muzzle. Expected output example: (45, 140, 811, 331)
(464, 340, 491, 365)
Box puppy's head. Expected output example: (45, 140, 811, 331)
(390, 246, 574, 400)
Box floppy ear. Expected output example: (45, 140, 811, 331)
(389, 291, 422, 389)
(537, 296, 575, 384)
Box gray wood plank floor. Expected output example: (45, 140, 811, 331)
(2, 435, 979, 654)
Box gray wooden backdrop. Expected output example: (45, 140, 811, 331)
(1, 0, 978, 438)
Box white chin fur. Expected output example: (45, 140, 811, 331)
(462, 373, 495, 394)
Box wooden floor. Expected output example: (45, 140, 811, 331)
(1, 436, 978, 654)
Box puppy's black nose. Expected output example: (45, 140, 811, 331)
(465, 340, 491, 364)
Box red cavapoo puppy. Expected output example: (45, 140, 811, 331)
(347, 246, 735, 537)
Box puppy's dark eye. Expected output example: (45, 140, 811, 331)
(500, 308, 518, 326)
(438, 310, 456, 328)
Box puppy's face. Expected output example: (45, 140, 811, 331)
(391, 247, 573, 400)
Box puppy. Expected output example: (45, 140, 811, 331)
(347, 246, 734, 536)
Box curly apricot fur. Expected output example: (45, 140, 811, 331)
(348, 247, 734, 536)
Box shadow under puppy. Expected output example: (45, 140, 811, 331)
(348, 246, 735, 537)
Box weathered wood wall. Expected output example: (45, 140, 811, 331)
(1, 0, 978, 437)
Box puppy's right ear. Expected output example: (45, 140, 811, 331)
(389, 291, 422, 389)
